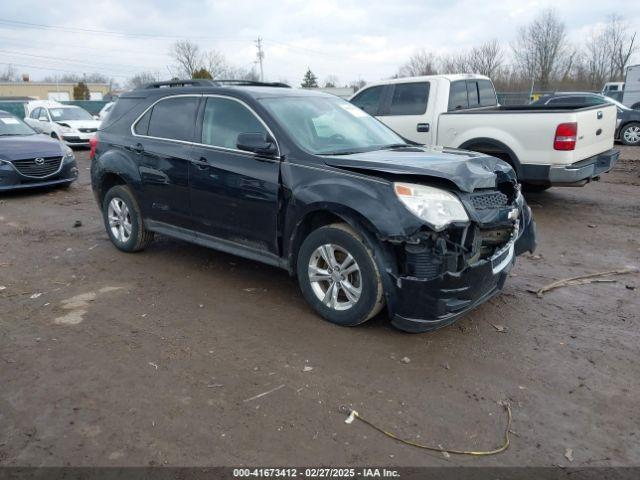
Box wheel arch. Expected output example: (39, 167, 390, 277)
(459, 137, 523, 177)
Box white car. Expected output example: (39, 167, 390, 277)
(351, 74, 619, 190)
(24, 104, 101, 147)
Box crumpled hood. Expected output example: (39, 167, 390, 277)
(0, 134, 65, 161)
(55, 120, 101, 130)
(323, 145, 514, 192)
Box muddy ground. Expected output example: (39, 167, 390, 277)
(1, 147, 639, 468)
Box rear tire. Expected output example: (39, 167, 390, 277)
(620, 123, 640, 146)
(522, 183, 551, 193)
(102, 185, 154, 252)
(296, 223, 385, 327)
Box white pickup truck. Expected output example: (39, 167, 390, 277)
(351, 74, 620, 191)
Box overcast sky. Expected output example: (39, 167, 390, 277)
(0, 0, 638, 86)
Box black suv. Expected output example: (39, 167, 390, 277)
(91, 79, 536, 333)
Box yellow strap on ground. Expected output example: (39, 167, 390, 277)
(340, 402, 512, 456)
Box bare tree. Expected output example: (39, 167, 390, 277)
(323, 75, 340, 88)
(603, 14, 637, 80)
(467, 40, 503, 77)
(127, 72, 159, 89)
(171, 40, 202, 78)
(203, 50, 230, 79)
(439, 52, 469, 74)
(0, 64, 18, 81)
(512, 8, 567, 90)
(584, 30, 610, 88)
(397, 49, 438, 77)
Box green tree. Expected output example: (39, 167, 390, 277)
(301, 68, 318, 88)
(73, 81, 90, 100)
(192, 68, 213, 79)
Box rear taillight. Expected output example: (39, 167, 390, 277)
(89, 136, 98, 159)
(554, 122, 577, 151)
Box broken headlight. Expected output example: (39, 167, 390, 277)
(394, 183, 469, 231)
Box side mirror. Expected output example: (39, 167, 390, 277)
(236, 132, 277, 156)
(93, 115, 100, 120)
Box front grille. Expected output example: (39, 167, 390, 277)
(470, 191, 509, 210)
(78, 128, 97, 133)
(11, 157, 62, 178)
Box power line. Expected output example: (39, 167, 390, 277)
(0, 49, 146, 73)
(0, 61, 130, 79)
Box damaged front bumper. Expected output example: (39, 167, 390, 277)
(387, 202, 537, 333)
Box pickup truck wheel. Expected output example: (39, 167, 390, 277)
(522, 183, 551, 193)
(296, 223, 385, 327)
(620, 123, 640, 146)
(102, 185, 154, 252)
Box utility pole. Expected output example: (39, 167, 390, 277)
(255, 37, 264, 82)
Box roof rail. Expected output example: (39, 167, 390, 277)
(138, 79, 217, 89)
(136, 79, 291, 90)
(212, 80, 291, 88)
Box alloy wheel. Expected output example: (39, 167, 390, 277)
(624, 126, 640, 144)
(107, 197, 132, 244)
(308, 243, 362, 310)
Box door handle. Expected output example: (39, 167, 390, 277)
(192, 157, 209, 170)
(129, 143, 144, 154)
(417, 123, 430, 133)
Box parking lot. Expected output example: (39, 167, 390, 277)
(1, 146, 638, 467)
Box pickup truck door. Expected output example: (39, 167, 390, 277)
(189, 95, 281, 255)
(375, 81, 433, 145)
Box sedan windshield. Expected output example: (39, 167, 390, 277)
(260, 96, 406, 155)
(0, 116, 36, 136)
(49, 107, 93, 121)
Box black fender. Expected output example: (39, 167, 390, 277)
(91, 148, 143, 205)
(458, 138, 522, 178)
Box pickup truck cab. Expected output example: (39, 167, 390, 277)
(351, 74, 620, 191)
(91, 79, 536, 333)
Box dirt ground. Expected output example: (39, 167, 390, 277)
(1, 147, 638, 468)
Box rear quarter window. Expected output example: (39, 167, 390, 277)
(448, 81, 468, 111)
(387, 82, 430, 115)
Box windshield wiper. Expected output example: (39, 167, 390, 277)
(378, 143, 411, 150)
(320, 149, 368, 156)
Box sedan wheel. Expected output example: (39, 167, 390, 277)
(622, 124, 640, 145)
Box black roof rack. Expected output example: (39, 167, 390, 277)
(138, 79, 290, 90)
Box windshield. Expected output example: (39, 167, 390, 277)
(260, 96, 406, 155)
(0, 115, 36, 136)
(49, 107, 93, 121)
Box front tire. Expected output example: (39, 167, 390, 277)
(102, 185, 154, 252)
(296, 223, 384, 327)
(620, 123, 640, 146)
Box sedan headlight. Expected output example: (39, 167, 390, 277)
(394, 183, 469, 231)
(63, 148, 75, 162)
(58, 125, 74, 133)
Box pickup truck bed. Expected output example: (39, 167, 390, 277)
(438, 103, 618, 185)
(351, 74, 620, 188)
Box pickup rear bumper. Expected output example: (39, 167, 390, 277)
(519, 149, 620, 186)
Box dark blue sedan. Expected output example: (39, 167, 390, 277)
(0, 110, 78, 191)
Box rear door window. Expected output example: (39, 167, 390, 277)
(478, 80, 497, 106)
(147, 96, 199, 141)
(351, 86, 384, 115)
(387, 82, 429, 115)
(448, 81, 468, 111)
